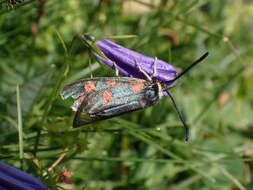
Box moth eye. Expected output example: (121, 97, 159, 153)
(145, 90, 156, 100)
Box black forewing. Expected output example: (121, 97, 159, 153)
(61, 77, 145, 99)
(73, 79, 160, 127)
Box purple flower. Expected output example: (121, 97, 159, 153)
(0, 162, 46, 190)
(93, 39, 177, 89)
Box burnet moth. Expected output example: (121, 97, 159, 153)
(61, 52, 208, 141)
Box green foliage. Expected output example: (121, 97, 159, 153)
(1, 0, 253, 189)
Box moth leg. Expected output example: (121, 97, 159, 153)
(112, 61, 119, 76)
(151, 57, 157, 79)
(134, 59, 152, 81)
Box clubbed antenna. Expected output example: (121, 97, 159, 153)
(171, 52, 209, 82)
(166, 90, 189, 142)
(166, 52, 209, 141)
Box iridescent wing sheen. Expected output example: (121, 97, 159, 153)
(61, 77, 145, 99)
(61, 77, 147, 111)
(73, 79, 160, 127)
(73, 100, 143, 127)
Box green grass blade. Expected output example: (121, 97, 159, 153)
(16, 84, 23, 161)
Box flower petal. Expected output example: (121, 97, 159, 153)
(0, 162, 46, 190)
(94, 39, 177, 87)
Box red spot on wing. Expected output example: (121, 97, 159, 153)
(129, 78, 146, 83)
(131, 84, 145, 93)
(106, 81, 116, 87)
(103, 90, 112, 104)
(84, 81, 95, 93)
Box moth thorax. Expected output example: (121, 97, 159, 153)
(156, 82, 163, 99)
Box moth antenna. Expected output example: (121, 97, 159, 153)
(164, 53, 209, 140)
(166, 90, 189, 142)
(171, 52, 209, 82)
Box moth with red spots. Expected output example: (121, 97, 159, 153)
(61, 52, 209, 141)
(61, 77, 161, 126)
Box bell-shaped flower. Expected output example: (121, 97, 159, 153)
(93, 38, 177, 90)
(0, 161, 46, 190)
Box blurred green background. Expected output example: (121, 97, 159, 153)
(1, 0, 253, 189)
